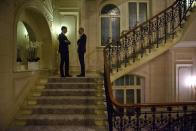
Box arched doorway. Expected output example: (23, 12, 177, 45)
(15, 7, 52, 71)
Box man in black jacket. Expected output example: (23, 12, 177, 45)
(58, 26, 72, 77)
(77, 27, 87, 77)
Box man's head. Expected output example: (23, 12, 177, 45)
(79, 27, 84, 35)
(61, 26, 67, 34)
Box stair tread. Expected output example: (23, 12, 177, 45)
(23, 105, 105, 109)
(28, 96, 104, 101)
(33, 89, 97, 92)
(29, 96, 104, 99)
(48, 76, 101, 79)
(8, 126, 108, 131)
(47, 77, 103, 83)
(16, 114, 106, 120)
(47, 82, 101, 84)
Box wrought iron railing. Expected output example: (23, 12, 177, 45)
(104, 0, 195, 73)
(103, 0, 196, 131)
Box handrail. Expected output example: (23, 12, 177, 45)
(105, 0, 189, 74)
(103, 1, 196, 130)
(103, 0, 196, 109)
(119, 0, 179, 39)
(104, 49, 196, 109)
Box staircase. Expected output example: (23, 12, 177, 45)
(103, 0, 196, 131)
(104, 0, 196, 82)
(9, 77, 108, 131)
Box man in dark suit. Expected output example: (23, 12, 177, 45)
(58, 26, 72, 77)
(77, 27, 87, 77)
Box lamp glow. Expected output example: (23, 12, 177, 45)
(52, 24, 71, 37)
(52, 25, 61, 35)
(185, 76, 196, 87)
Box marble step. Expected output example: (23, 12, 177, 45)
(20, 105, 106, 115)
(48, 77, 102, 83)
(39, 79, 48, 85)
(27, 96, 105, 105)
(32, 89, 101, 97)
(45, 83, 103, 89)
(15, 114, 107, 126)
(7, 126, 108, 131)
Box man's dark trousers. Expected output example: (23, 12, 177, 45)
(60, 52, 69, 77)
(78, 51, 85, 75)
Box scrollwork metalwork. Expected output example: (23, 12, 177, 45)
(104, 0, 196, 131)
(104, 0, 195, 73)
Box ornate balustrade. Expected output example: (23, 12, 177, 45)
(103, 0, 196, 131)
(104, 54, 196, 130)
(111, 102, 195, 131)
(104, 0, 195, 73)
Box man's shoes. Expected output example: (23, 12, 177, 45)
(65, 74, 72, 77)
(77, 74, 85, 77)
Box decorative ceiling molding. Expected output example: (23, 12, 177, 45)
(42, 0, 53, 14)
(14, 0, 54, 26)
(41, 0, 54, 22)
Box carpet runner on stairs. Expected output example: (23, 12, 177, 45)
(8, 77, 108, 131)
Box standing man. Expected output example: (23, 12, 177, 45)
(58, 26, 72, 77)
(77, 27, 87, 77)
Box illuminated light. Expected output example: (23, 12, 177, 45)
(185, 76, 196, 87)
(24, 28, 28, 37)
(19, 21, 28, 38)
(52, 25, 61, 35)
(52, 24, 71, 37)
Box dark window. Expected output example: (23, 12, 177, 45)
(101, 4, 120, 46)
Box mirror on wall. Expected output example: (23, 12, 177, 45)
(16, 21, 41, 71)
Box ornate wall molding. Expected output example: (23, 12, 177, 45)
(14, 0, 53, 24)
(41, 0, 54, 22)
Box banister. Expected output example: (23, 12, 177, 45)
(103, 1, 196, 130)
(103, 0, 189, 47)
(104, 0, 196, 74)
(104, 49, 196, 109)
(119, 0, 179, 39)
(103, 0, 196, 109)
(104, 0, 193, 75)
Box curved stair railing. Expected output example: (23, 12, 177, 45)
(105, 0, 195, 79)
(103, 0, 196, 131)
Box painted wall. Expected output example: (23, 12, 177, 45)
(0, 0, 53, 129)
(131, 51, 171, 103)
(0, 0, 15, 128)
(127, 46, 196, 103)
(151, 0, 166, 16)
